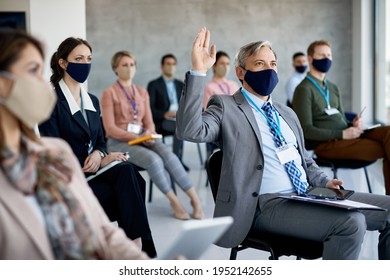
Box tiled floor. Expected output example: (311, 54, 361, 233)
(141, 140, 383, 260)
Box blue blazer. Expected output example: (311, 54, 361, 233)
(39, 83, 107, 167)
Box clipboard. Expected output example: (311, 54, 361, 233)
(363, 123, 381, 132)
(279, 195, 386, 211)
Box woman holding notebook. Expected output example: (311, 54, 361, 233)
(38, 37, 156, 257)
(101, 51, 203, 220)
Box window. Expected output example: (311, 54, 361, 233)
(375, 0, 390, 124)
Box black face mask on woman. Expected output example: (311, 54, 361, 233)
(65, 62, 91, 83)
(243, 68, 279, 96)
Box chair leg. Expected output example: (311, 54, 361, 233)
(197, 143, 204, 165)
(331, 165, 338, 179)
(363, 167, 373, 193)
(229, 247, 238, 260)
(148, 179, 153, 203)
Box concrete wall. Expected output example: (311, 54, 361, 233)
(86, 0, 353, 108)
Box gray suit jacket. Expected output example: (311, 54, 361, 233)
(176, 72, 329, 248)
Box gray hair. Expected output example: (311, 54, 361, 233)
(234, 40, 277, 69)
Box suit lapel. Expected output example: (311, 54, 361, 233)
(233, 91, 264, 151)
(158, 77, 170, 107)
(57, 88, 91, 138)
(86, 110, 98, 139)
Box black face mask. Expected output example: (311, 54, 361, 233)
(243, 68, 279, 96)
(312, 58, 332, 73)
(295, 65, 308, 73)
(66, 62, 91, 83)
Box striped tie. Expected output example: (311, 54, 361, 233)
(262, 102, 307, 195)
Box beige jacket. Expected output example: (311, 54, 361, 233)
(0, 137, 149, 260)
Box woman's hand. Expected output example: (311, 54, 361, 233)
(82, 151, 102, 173)
(140, 130, 156, 146)
(325, 179, 343, 189)
(191, 27, 216, 73)
(100, 152, 129, 167)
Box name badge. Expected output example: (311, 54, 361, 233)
(276, 144, 300, 164)
(127, 123, 142, 134)
(324, 107, 340, 115)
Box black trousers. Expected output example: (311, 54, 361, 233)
(88, 161, 156, 257)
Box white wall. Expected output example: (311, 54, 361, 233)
(0, 0, 86, 81)
(29, 0, 86, 81)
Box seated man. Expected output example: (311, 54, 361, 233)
(176, 27, 390, 259)
(285, 52, 308, 108)
(292, 40, 390, 195)
(147, 54, 188, 170)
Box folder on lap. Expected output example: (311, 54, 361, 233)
(279, 195, 386, 211)
(128, 134, 162, 145)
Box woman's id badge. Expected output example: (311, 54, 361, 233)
(276, 144, 300, 164)
(127, 123, 142, 134)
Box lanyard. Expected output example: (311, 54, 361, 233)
(80, 93, 93, 154)
(305, 75, 331, 109)
(241, 89, 285, 145)
(217, 81, 229, 95)
(117, 81, 137, 122)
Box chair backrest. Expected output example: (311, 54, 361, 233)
(206, 149, 222, 201)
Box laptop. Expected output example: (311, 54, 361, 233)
(158, 216, 233, 260)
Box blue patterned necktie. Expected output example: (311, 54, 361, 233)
(261, 102, 307, 195)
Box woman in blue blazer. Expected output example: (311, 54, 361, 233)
(39, 37, 156, 258)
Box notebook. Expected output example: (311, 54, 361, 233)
(158, 216, 233, 260)
(86, 160, 122, 181)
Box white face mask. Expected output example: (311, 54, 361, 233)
(0, 73, 57, 128)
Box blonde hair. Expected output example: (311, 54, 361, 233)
(111, 51, 136, 71)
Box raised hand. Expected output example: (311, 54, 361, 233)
(191, 27, 216, 73)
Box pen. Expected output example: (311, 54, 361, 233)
(358, 106, 366, 117)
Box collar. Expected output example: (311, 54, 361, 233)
(294, 72, 306, 78)
(162, 76, 174, 83)
(307, 72, 326, 86)
(241, 87, 272, 109)
(59, 79, 96, 115)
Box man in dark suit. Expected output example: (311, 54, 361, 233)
(147, 54, 188, 170)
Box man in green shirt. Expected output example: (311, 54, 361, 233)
(293, 40, 390, 195)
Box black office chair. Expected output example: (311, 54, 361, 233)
(206, 150, 323, 260)
(313, 156, 375, 193)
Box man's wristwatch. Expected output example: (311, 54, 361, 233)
(97, 150, 106, 159)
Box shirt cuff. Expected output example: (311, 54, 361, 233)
(189, 70, 207, 77)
